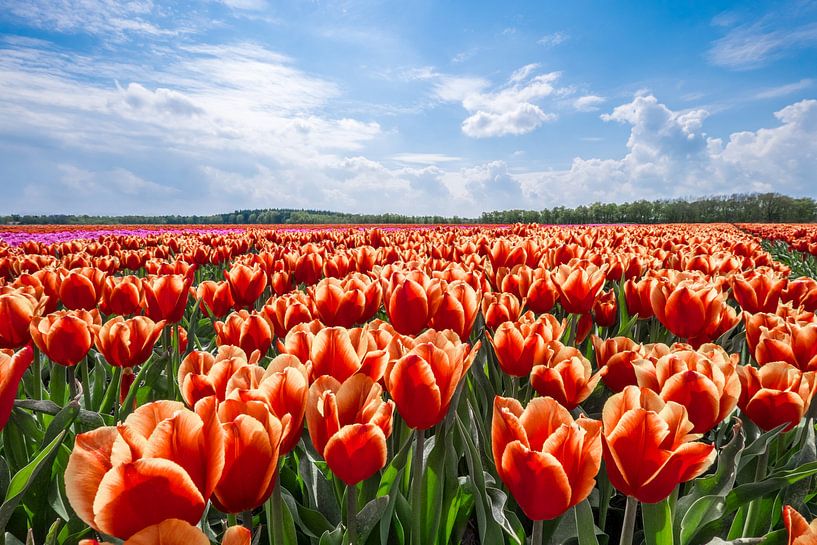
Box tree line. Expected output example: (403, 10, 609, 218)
(3, 193, 815, 226)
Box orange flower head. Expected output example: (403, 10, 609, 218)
(262, 291, 317, 337)
(743, 312, 785, 354)
(492, 396, 601, 520)
(429, 280, 480, 341)
(650, 280, 739, 347)
(100, 275, 144, 316)
(142, 269, 195, 323)
(225, 263, 267, 309)
(382, 269, 443, 335)
(530, 341, 601, 410)
(755, 322, 817, 372)
(29, 309, 101, 366)
(59, 267, 107, 310)
(602, 386, 716, 503)
(178, 345, 255, 406)
(481, 291, 523, 331)
(553, 262, 607, 315)
(526, 269, 559, 314)
(0, 346, 33, 430)
(312, 273, 382, 328)
(737, 362, 817, 431)
(624, 277, 659, 319)
(592, 289, 617, 328)
(215, 310, 273, 358)
(195, 280, 235, 318)
(487, 313, 564, 377)
(781, 277, 817, 312)
(306, 374, 394, 485)
(0, 288, 39, 349)
(94, 316, 166, 368)
(783, 505, 817, 545)
(731, 270, 787, 313)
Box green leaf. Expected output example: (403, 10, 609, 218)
(0, 431, 67, 532)
(355, 495, 389, 544)
(300, 447, 342, 526)
(43, 518, 63, 545)
(575, 499, 601, 545)
(642, 498, 673, 545)
(319, 527, 343, 545)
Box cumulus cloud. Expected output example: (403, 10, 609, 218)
(573, 95, 605, 112)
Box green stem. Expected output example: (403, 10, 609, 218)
(531, 519, 544, 545)
(67, 366, 78, 401)
(99, 366, 122, 417)
(620, 496, 637, 545)
(347, 483, 357, 545)
(120, 357, 154, 419)
(641, 498, 673, 545)
(265, 470, 284, 545)
(598, 463, 612, 532)
(31, 348, 42, 401)
(81, 357, 92, 409)
(742, 449, 769, 537)
(410, 428, 425, 545)
(227, 513, 237, 527)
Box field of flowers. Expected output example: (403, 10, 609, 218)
(0, 222, 815, 545)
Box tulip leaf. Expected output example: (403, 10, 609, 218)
(641, 498, 673, 545)
(0, 431, 67, 532)
(0, 458, 9, 500)
(421, 430, 447, 545)
(575, 500, 601, 545)
(442, 477, 475, 544)
(354, 495, 388, 544)
(282, 488, 334, 539)
(299, 447, 342, 526)
(318, 527, 343, 545)
(737, 423, 786, 473)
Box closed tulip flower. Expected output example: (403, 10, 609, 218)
(481, 292, 523, 331)
(0, 288, 39, 349)
(602, 386, 716, 503)
(530, 341, 601, 410)
(526, 269, 560, 314)
(624, 276, 660, 319)
(553, 262, 607, 315)
(79, 519, 251, 545)
(312, 273, 382, 328)
(262, 291, 317, 337)
(100, 275, 144, 316)
(731, 270, 787, 313)
(225, 263, 267, 309)
(215, 310, 273, 358)
(381, 270, 443, 335)
(492, 396, 602, 520)
(0, 346, 33, 430)
(29, 309, 101, 366)
(593, 289, 617, 328)
(306, 374, 394, 485)
(59, 267, 106, 310)
(385, 330, 478, 430)
(650, 280, 739, 347)
(783, 505, 817, 545)
(143, 269, 195, 323)
(178, 345, 255, 406)
(65, 398, 224, 539)
(429, 280, 480, 341)
(487, 313, 563, 377)
(195, 280, 235, 318)
(94, 316, 166, 368)
(737, 362, 817, 431)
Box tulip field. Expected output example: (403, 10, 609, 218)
(1, 222, 817, 545)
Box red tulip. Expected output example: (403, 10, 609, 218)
(381, 269, 443, 335)
(737, 362, 817, 431)
(178, 346, 255, 406)
(481, 292, 523, 331)
(312, 273, 382, 328)
(100, 275, 144, 316)
(215, 310, 273, 358)
(262, 291, 317, 337)
(143, 269, 195, 323)
(650, 280, 739, 347)
(225, 263, 267, 309)
(553, 262, 607, 315)
(755, 322, 817, 372)
(731, 270, 787, 313)
(530, 341, 601, 409)
(59, 267, 106, 310)
(487, 313, 563, 377)
(195, 280, 235, 318)
(0, 287, 39, 349)
(29, 309, 100, 366)
(94, 316, 166, 368)
(0, 346, 33, 430)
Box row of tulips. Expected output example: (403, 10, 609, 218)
(0, 223, 815, 545)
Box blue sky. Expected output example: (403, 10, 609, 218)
(1, 0, 816, 217)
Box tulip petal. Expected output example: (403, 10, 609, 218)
(387, 353, 442, 430)
(500, 440, 572, 520)
(65, 427, 119, 531)
(124, 519, 209, 545)
(324, 423, 387, 485)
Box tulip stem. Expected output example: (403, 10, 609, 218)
(620, 496, 637, 545)
(411, 428, 425, 545)
(120, 357, 153, 420)
(347, 483, 357, 545)
(531, 519, 544, 545)
(266, 472, 285, 545)
(742, 449, 769, 537)
(242, 509, 253, 532)
(81, 357, 92, 409)
(66, 366, 78, 401)
(31, 348, 42, 401)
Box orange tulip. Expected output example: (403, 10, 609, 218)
(214, 310, 273, 358)
(143, 269, 195, 323)
(492, 396, 601, 520)
(385, 330, 478, 429)
(65, 398, 224, 539)
(195, 280, 235, 318)
(79, 519, 211, 545)
(312, 273, 382, 328)
(526, 269, 559, 314)
(481, 292, 523, 331)
(213, 398, 286, 513)
(743, 312, 785, 354)
(731, 270, 787, 313)
(530, 341, 601, 409)
(29, 309, 100, 366)
(429, 280, 480, 341)
(13, 269, 60, 314)
(487, 313, 563, 377)
(178, 346, 256, 406)
(632, 346, 740, 433)
(225, 263, 267, 309)
(755, 322, 817, 372)
(294, 251, 324, 286)
(0, 288, 38, 349)
(100, 275, 144, 316)
(59, 267, 106, 310)
(381, 270, 443, 335)
(602, 386, 716, 503)
(262, 291, 317, 337)
(593, 289, 617, 328)
(737, 362, 817, 431)
(781, 277, 817, 312)
(783, 505, 817, 545)
(0, 346, 33, 430)
(553, 262, 607, 315)
(94, 316, 166, 368)
(306, 374, 394, 485)
(624, 276, 659, 319)
(276, 319, 325, 363)
(650, 280, 739, 347)
(592, 336, 672, 393)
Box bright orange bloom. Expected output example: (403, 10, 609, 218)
(178, 346, 256, 406)
(429, 280, 480, 341)
(275, 319, 325, 362)
(593, 289, 617, 328)
(492, 396, 601, 520)
(312, 273, 382, 328)
(215, 310, 273, 358)
(262, 291, 317, 337)
(94, 316, 166, 368)
(142, 269, 195, 323)
(593, 336, 643, 392)
(29, 309, 101, 366)
(195, 280, 235, 318)
(225, 263, 267, 309)
(79, 519, 212, 545)
(526, 269, 559, 314)
(633, 346, 740, 433)
(783, 505, 817, 545)
(530, 341, 601, 409)
(553, 262, 607, 315)
(781, 277, 817, 312)
(294, 251, 324, 286)
(650, 281, 739, 347)
(213, 398, 285, 513)
(306, 374, 394, 485)
(755, 322, 817, 372)
(0, 288, 39, 349)
(487, 313, 563, 377)
(481, 292, 523, 331)
(225, 354, 308, 454)
(0, 346, 33, 430)
(731, 270, 787, 313)
(737, 362, 817, 431)
(381, 270, 443, 335)
(743, 312, 786, 354)
(13, 269, 60, 314)
(65, 399, 224, 539)
(100, 275, 144, 316)
(385, 330, 478, 429)
(59, 267, 106, 310)
(602, 386, 716, 503)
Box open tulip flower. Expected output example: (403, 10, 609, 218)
(194, 280, 235, 318)
(100, 275, 144, 316)
(94, 315, 166, 368)
(737, 361, 817, 431)
(0, 346, 33, 430)
(385, 329, 478, 430)
(481, 291, 523, 331)
(29, 309, 100, 366)
(65, 398, 224, 539)
(755, 322, 817, 372)
(487, 312, 564, 377)
(650, 280, 740, 347)
(552, 261, 607, 315)
(262, 291, 317, 337)
(530, 341, 600, 410)
(492, 395, 602, 520)
(624, 276, 660, 319)
(214, 310, 273, 358)
(781, 277, 817, 312)
(730, 269, 787, 313)
(593, 336, 672, 392)
(602, 386, 716, 503)
(311, 272, 382, 328)
(178, 345, 257, 406)
(783, 505, 817, 545)
(80, 520, 251, 545)
(306, 374, 394, 485)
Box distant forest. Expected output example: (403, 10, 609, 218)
(3, 193, 815, 225)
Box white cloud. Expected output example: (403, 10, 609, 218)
(709, 19, 817, 69)
(219, 0, 268, 10)
(573, 95, 606, 112)
(461, 104, 556, 138)
(392, 153, 462, 164)
(537, 32, 569, 47)
(753, 79, 813, 99)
